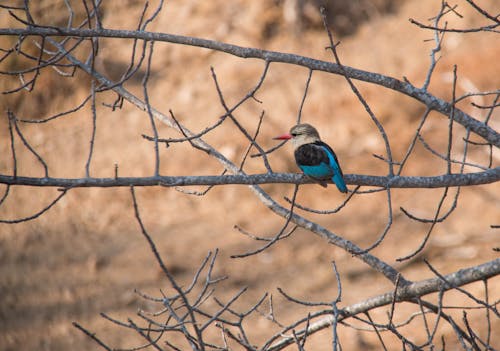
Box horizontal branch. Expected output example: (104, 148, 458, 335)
(268, 258, 500, 351)
(0, 168, 498, 188)
(0, 26, 498, 147)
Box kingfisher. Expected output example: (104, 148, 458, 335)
(274, 123, 347, 193)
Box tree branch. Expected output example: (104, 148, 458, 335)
(267, 258, 500, 351)
(0, 26, 498, 147)
(0, 168, 498, 188)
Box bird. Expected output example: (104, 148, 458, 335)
(274, 123, 347, 193)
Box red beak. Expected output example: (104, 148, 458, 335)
(273, 133, 292, 140)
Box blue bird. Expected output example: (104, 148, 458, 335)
(274, 123, 347, 193)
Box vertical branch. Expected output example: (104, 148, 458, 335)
(297, 69, 313, 124)
(483, 279, 491, 347)
(7, 111, 18, 178)
(82, 1, 100, 178)
(85, 79, 97, 177)
(331, 261, 342, 351)
(142, 41, 160, 176)
(82, 17, 104, 190)
(446, 65, 457, 175)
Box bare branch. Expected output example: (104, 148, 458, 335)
(0, 26, 497, 146)
(0, 188, 68, 223)
(1, 169, 498, 188)
(267, 258, 500, 351)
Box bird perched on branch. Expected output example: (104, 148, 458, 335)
(274, 123, 347, 193)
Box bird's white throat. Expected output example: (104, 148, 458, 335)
(291, 134, 320, 149)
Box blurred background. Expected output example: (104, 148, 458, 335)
(0, 0, 498, 350)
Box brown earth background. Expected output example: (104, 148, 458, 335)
(0, 0, 499, 350)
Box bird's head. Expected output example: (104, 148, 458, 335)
(273, 123, 321, 148)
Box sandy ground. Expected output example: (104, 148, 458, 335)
(0, 1, 499, 350)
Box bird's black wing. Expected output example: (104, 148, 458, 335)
(294, 143, 330, 167)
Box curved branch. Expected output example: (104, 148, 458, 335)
(268, 258, 500, 351)
(0, 26, 498, 147)
(0, 189, 68, 223)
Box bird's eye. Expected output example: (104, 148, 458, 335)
(291, 133, 297, 137)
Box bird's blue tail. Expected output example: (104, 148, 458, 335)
(332, 173, 347, 193)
